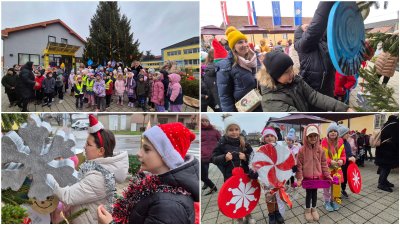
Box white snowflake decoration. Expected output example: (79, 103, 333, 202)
(352, 170, 361, 188)
(2, 114, 78, 201)
(227, 178, 258, 213)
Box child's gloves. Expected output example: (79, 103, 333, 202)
(248, 169, 258, 180)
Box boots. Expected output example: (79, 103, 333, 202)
(304, 208, 313, 222)
(268, 213, 277, 224)
(204, 186, 217, 196)
(311, 208, 319, 221)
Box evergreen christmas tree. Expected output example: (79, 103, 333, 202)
(84, 2, 142, 66)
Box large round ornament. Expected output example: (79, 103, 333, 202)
(218, 167, 261, 219)
(328, 2, 365, 75)
(347, 161, 362, 194)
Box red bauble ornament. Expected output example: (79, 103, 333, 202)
(218, 167, 261, 219)
(347, 161, 362, 194)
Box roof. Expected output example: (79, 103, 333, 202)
(141, 55, 162, 62)
(222, 16, 313, 31)
(364, 19, 398, 30)
(2, 19, 86, 43)
(368, 26, 394, 34)
(162, 36, 199, 50)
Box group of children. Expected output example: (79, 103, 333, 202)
(28, 61, 185, 112)
(208, 115, 356, 224)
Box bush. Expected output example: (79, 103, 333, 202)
(1, 204, 28, 224)
(128, 155, 141, 175)
(181, 78, 199, 99)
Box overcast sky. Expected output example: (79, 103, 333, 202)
(200, 0, 399, 27)
(206, 113, 288, 133)
(1, 1, 199, 56)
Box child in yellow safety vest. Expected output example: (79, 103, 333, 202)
(321, 122, 346, 212)
(104, 74, 113, 108)
(86, 73, 95, 109)
(74, 75, 85, 110)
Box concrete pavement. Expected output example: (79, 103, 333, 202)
(201, 159, 399, 224)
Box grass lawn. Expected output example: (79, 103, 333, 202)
(113, 130, 143, 135)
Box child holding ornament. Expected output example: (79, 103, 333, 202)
(285, 128, 301, 188)
(211, 114, 256, 224)
(97, 122, 199, 224)
(321, 122, 346, 212)
(296, 125, 332, 222)
(46, 115, 129, 224)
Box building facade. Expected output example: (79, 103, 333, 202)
(162, 36, 200, 73)
(2, 19, 85, 70)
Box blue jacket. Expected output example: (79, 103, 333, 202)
(343, 139, 355, 166)
(216, 51, 257, 112)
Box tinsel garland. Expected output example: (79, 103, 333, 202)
(79, 161, 116, 213)
(112, 172, 191, 224)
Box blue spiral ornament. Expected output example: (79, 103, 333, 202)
(328, 2, 365, 75)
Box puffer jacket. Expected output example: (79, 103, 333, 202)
(128, 155, 199, 224)
(296, 125, 331, 181)
(294, 1, 336, 97)
(204, 62, 221, 108)
(16, 62, 36, 99)
(216, 51, 257, 112)
(375, 51, 399, 77)
(54, 151, 129, 224)
(151, 76, 164, 105)
(201, 125, 221, 163)
(93, 80, 106, 97)
(115, 79, 125, 96)
(375, 116, 399, 169)
(168, 73, 183, 105)
(260, 75, 349, 112)
(42, 77, 56, 94)
(211, 136, 253, 181)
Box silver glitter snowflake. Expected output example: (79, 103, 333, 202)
(2, 114, 78, 201)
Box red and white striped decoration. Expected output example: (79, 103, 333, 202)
(221, 1, 230, 26)
(247, 1, 257, 25)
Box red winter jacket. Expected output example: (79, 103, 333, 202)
(105, 80, 113, 95)
(34, 75, 45, 90)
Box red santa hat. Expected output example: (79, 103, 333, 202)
(88, 114, 105, 147)
(212, 38, 228, 62)
(262, 127, 278, 140)
(361, 128, 367, 134)
(143, 122, 196, 170)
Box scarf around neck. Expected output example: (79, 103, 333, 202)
(237, 50, 257, 72)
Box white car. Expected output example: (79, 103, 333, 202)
(71, 120, 89, 130)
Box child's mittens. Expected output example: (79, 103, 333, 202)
(248, 169, 258, 180)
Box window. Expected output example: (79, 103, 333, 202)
(184, 48, 199, 54)
(61, 38, 68, 44)
(282, 33, 288, 39)
(263, 34, 268, 39)
(48, 35, 56, 43)
(158, 118, 168, 124)
(374, 114, 386, 129)
(18, 53, 40, 66)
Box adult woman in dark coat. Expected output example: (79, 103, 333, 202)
(201, 115, 221, 195)
(375, 115, 399, 192)
(16, 61, 35, 112)
(1, 68, 18, 107)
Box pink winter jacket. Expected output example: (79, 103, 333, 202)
(151, 78, 164, 105)
(168, 73, 182, 102)
(296, 125, 331, 181)
(115, 79, 125, 96)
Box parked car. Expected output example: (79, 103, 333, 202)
(71, 119, 89, 130)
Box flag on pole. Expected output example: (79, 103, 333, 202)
(247, 1, 257, 25)
(272, 1, 282, 26)
(294, 1, 302, 26)
(221, 1, 230, 26)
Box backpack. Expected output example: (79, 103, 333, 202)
(370, 122, 396, 148)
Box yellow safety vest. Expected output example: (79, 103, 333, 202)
(323, 143, 344, 172)
(82, 75, 88, 83)
(86, 79, 94, 91)
(75, 82, 84, 95)
(105, 79, 112, 90)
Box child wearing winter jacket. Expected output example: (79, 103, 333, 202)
(55, 72, 64, 104)
(256, 51, 354, 112)
(86, 74, 96, 109)
(125, 72, 136, 108)
(97, 122, 199, 224)
(42, 71, 56, 107)
(104, 75, 113, 108)
(211, 115, 256, 224)
(136, 74, 148, 111)
(68, 71, 75, 95)
(34, 71, 45, 105)
(74, 75, 85, 110)
(285, 128, 301, 188)
(321, 122, 346, 212)
(296, 125, 332, 222)
(151, 72, 165, 112)
(114, 74, 125, 106)
(94, 74, 106, 112)
(47, 115, 129, 224)
(167, 73, 183, 112)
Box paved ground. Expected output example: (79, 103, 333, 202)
(1, 91, 198, 112)
(201, 154, 399, 224)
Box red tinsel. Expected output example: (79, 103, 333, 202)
(112, 172, 191, 224)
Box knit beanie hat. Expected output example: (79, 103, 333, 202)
(225, 26, 247, 50)
(223, 114, 240, 132)
(212, 38, 228, 62)
(337, 125, 350, 138)
(327, 122, 339, 134)
(263, 51, 294, 82)
(143, 123, 195, 170)
(201, 114, 210, 122)
(286, 128, 296, 141)
(262, 127, 278, 140)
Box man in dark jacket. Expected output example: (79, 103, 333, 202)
(2, 68, 18, 107)
(16, 61, 35, 112)
(375, 115, 399, 192)
(294, 2, 336, 100)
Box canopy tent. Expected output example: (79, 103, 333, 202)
(201, 25, 226, 35)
